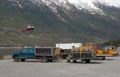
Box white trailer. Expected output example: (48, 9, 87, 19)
(56, 43, 82, 49)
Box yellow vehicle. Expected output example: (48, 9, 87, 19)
(95, 46, 117, 60)
(67, 46, 94, 63)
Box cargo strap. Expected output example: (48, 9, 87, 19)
(80, 49, 82, 58)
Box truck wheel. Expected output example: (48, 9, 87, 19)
(43, 57, 48, 62)
(101, 56, 105, 60)
(67, 59, 70, 62)
(48, 58, 53, 62)
(81, 59, 86, 64)
(86, 59, 90, 63)
(21, 58, 25, 62)
(13, 56, 19, 62)
(97, 56, 105, 60)
(73, 59, 77, 63)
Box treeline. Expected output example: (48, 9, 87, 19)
(102, 39, 120, 48)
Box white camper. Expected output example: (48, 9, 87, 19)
(56, 43, 82, 49)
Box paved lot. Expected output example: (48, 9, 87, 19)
(0, 56, 120, 77)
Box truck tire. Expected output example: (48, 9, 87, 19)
(86, 59, 91, 63)
(49, 60, 53, 62)
(21, 58, 25, 62)
(67, 59, 71, 62)
(101, 56, 105, 60)
(73, 59, 77, 63)
(13, 56, 19, 62)
(42, 57, 48, 62)
(96, 56, 105, 60)
(81, 59, 86, 64)
(48, 58, 53, 62)
(47, 57, 53, 62)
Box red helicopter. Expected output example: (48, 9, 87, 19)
(21, 25, 34, 32)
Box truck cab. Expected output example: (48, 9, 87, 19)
(12, 47, 35, 62)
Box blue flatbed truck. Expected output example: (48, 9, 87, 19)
(12, 47, 60, 62)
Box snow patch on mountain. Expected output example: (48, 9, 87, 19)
(8, 0, 120, 15)
(95, 0, 120, 7)
(67, 0, 104, 15)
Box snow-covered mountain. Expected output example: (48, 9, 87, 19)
(8, 0, 120, 15)
(0, 0, 120, 46)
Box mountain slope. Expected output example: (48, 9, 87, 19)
(0, 0, 120, 46)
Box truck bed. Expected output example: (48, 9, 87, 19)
(71, 51, 92, 59)
(35, 47, 56, 56)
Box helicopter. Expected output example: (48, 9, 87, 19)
(21, 25, 34, 32)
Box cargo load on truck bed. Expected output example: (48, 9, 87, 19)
(35, 47, 60, 62)
(95, 46, 118, 60)
(67, 46, 94, 63)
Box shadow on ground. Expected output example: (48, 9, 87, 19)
(66, 61, 103, 64)
(14, 60, 62, 63)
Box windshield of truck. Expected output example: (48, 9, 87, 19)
(23, 47, 35, 53)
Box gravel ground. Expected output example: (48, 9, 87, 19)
(0, 56, 120, 77)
